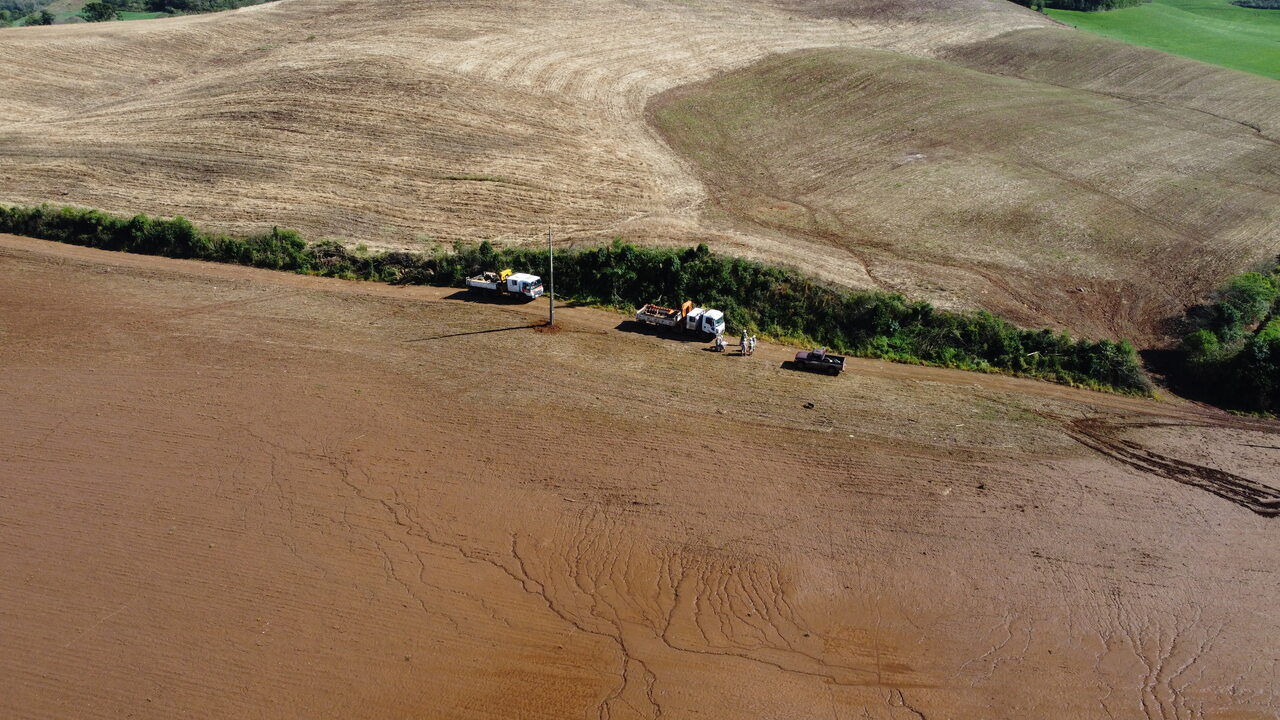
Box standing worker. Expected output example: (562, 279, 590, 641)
(740, 329, 748, 355)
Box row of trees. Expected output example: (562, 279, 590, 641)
(0, 0, 52, 25)
(1010, 0, 1147, 10)
(0, 0, 273, 25)
(1176, 261, 1280, 414)
(94, 0, 270, 13)
(0, 204, 1153, 394)
(1231, 0, 1280, 8)
(82, 2, 118, 21)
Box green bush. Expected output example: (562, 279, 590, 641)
(1219, 273, 1278, 330)
(81, 1, 120, 21)
(0, 0, 40, 13)
(141, 0, 272, 12)
(1256, 317, 1280, 343)
(1171, 259, 1280, 413)
(0, 203, 1152, 394)
(1180, 328, 1222, 364)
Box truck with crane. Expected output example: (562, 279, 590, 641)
(634, 300, 726, 338)
(465, 269, 545, 300)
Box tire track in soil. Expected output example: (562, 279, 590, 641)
(1062, 417, 1280, 518)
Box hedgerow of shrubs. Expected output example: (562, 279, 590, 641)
(96, 0, 273, 14)
(1176, 260, 1280, 414)
(1011, 0, 1147, 10)
(0, 204, 1151, 394)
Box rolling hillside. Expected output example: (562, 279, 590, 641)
(0, 0, 1276, 345)
(649, 39, 1280, 342)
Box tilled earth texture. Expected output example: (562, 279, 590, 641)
(2, 236, 1277, 719)
(1, 0, 1277, 343)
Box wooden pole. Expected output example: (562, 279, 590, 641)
(547, 226, 554, 326)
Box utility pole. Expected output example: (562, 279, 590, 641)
(547, 226, 555, 326)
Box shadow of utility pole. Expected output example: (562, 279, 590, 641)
(405, 324, 540, 342)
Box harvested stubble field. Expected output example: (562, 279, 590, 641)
(2, 235, 1278, 719)
(649, 41, 1280, 343)
(3, 0, 1277, 343)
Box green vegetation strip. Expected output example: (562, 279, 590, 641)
(1045, 0, 1280, 80)
(1175, 260, 1280, 414)
(1012, 0, 1146, 10)
(0, 204, 1151, 394)
(2, 0, 270, 25)
(91, 0, 275, 16)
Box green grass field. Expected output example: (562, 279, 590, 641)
(53, 8, 166, 22)
(1046, 0, 1280, 80)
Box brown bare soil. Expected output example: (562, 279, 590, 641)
(2, 235, 1277, 719)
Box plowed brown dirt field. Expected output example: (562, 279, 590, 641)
(3, 235, 1277, 719)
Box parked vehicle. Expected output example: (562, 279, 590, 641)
(792, 347, 845, 375)
(465, 269, 544, 300)
(634, 300, 726, 338)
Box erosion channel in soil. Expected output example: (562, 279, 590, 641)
(1, 235, 1277, 719)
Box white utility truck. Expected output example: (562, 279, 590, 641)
(634, 300, 726, 338)
(465, 269, 544, 300)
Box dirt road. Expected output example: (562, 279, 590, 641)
(1, 235, 1277, 719)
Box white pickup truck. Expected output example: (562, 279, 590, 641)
(465, 269, 544, 300)
(634, 300, 726, 338)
